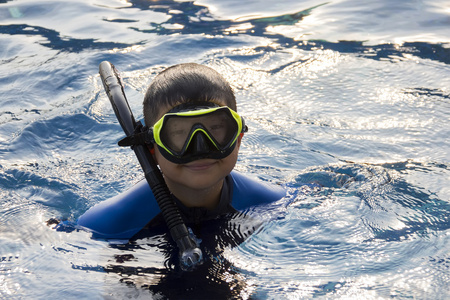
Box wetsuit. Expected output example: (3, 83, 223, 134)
(77, 171, 286, 240)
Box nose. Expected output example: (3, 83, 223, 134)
(188, 132, 212, 155)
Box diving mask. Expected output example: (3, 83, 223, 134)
(151, 102, 247, 164)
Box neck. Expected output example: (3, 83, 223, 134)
(166, 180, 224, 210)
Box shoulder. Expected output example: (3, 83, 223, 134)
(77, 180, 160, 239)
(230, 171, 286, 210)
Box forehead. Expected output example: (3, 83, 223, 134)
(155, 100, 226, 120)
(155, 103, 173, 122)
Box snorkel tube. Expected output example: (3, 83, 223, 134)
(98, 61, 203, 271)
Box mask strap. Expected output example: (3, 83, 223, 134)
(168, 101, 219, 113)
(117, 124, 154, 147)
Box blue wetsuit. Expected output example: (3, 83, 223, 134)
(77, 171, 285, 239)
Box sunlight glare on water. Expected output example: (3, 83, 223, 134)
(0, 0, 449, 298)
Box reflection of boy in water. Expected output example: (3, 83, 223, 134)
(114, 213, 258, 299)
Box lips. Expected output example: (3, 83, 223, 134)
(184, 160, 217, 171)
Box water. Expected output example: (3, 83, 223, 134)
(1, 0, 449, 298)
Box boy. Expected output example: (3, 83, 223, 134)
(77, 63, 285, 239)
(143, 63, 243, 221)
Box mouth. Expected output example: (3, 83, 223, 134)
(184, 160, 218, 171)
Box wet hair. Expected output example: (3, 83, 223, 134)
(143, 63, 236, 126)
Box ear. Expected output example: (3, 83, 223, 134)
(236, 133, 244, 147)
(147, 145, 158, 163)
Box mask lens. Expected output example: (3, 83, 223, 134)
(200, 110, 238, 147)
(160, 118, 194, 152)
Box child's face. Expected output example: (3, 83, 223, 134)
(152, 102, 241, 207)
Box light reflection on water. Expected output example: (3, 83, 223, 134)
(1, 0, 449, 298)
(221, 163, 449, 298)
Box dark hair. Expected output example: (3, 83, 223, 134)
(143, 63, 236, 126)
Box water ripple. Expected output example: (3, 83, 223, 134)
(222, 161, 449, 298)
(0, 0, 449, 298)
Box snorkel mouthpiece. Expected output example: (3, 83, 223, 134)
(181, 246, 203, 271)
(173, 227, 203, 271)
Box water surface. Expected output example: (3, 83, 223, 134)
(0, 0, 449, 298)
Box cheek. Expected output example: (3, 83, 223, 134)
(232, 137, 242, 159)
(154, 147, 176, 173)
(223, 145, 240, 170)
(153, 146, 161, 165)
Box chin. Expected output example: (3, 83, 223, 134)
(184, 172, 225, 188)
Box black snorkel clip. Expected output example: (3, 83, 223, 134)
(98, 61, 203, 271)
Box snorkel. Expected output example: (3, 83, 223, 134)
(98, 61, 203, 271)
